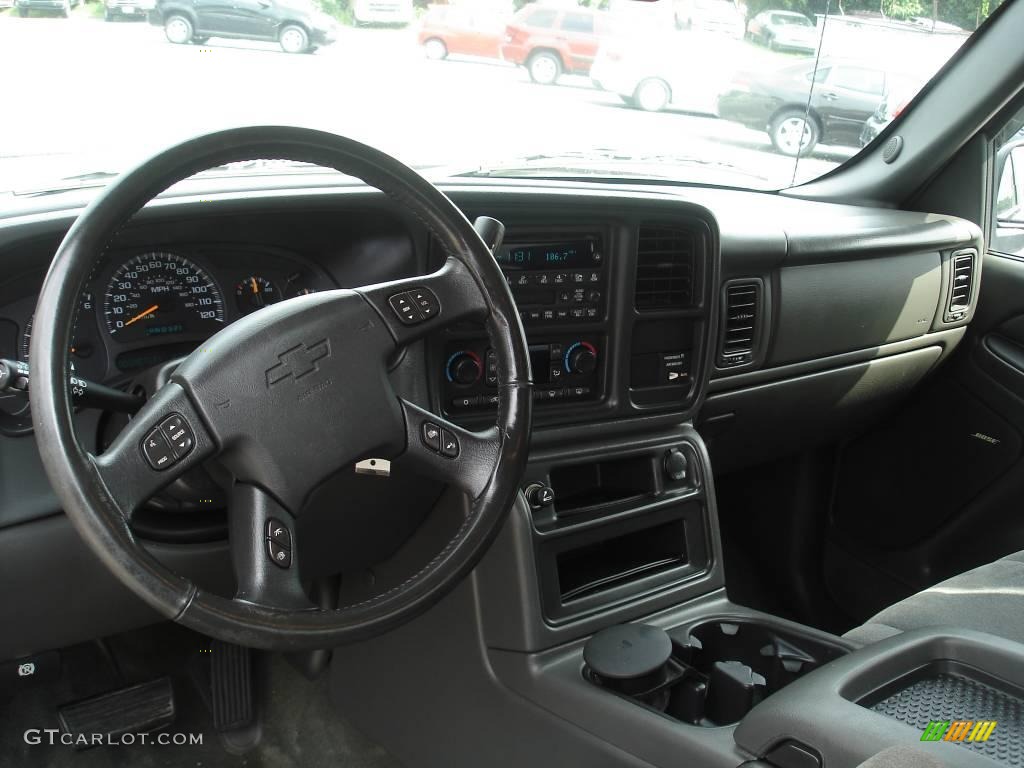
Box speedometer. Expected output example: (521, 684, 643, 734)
(103, 252, 224, 343)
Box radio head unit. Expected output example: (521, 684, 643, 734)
(497, 235, 606, 326)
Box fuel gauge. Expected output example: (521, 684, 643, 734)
(235, 276, 279, 314)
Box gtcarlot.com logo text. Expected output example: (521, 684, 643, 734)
(25, 730, 203, 747)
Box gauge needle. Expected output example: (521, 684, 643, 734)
(251, 277, 258, 294)
(123, 304, 159, 328)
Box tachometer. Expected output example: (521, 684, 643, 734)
(103, 253, 224, 343)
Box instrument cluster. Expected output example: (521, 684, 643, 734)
(0, 244, 333, 415)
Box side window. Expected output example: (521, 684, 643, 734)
(807, 67, 830, 84)
(560, 12, 594, 34)
(993, 110, 1024, 256)
(830, 67, 885, 96)
(526, 8, 557, 28)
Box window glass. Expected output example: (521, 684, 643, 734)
(526, 8, 557, 28)
(993, 108, 1024, 256)
(560, 12, 594, 34)
(831, 66, 886, 95)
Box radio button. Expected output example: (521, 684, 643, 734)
(557, 290, 571, 303)
(586, 307, 598, 319)
(542, 310, 554, 321)
(588, 271, 600, 283)
(536, 273, 550, 285)
(553, 273, 568, 285)
(572, 272, 585, 283)
(549, 344, 563, 361)
(556, 309, 569, 321)
(515, 274, 530, 287)
(571, 308, 586, 319)
(527, 310, 541, 322)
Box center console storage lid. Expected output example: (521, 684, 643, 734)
(734, 627, 1024, 768)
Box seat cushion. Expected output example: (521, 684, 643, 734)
(843, 550, 1024, 646)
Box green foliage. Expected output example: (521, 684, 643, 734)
(881, 0, 923, 19)
(315, 0, 353, 23)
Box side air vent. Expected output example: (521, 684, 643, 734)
(719, 279, 762, 369)
(946, 250, 975, 322)
(635, 226, 696, 310)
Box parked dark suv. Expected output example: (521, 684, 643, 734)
(149, 0, 339, 54)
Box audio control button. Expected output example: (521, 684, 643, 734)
(422, 422, 441, 452)
(440, 429, 460, 458)
(388, 292, 422, 325)
(409, 287, 439, 319)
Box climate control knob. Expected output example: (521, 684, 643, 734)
(565, 342, 598, 375)
(447, 351, 482, 386)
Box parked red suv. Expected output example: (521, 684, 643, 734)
(501, 5, 608, 85)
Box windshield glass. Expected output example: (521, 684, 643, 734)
(0, 0, 1009, 194)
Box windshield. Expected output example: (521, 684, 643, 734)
(0, 0, 1009, 194)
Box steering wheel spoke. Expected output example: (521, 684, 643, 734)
(90, 382, 217, 520)
(229, 484, 315, 610)
(399, 398, 500, 499)
(357, 256, 489, 348)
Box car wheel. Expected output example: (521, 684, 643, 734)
(633, 78, 670, 113)
(424, 37, 448, 60)
(279, 24, 308, 54)
(770, 110, 820, 157)
(527, 51, 561, 85)
(165, 14, 193, 44)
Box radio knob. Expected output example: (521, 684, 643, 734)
(448, 352, 482, 386)
(566, 343, 598, 375)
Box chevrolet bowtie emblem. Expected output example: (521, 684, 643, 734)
(266, 339, 331, 387)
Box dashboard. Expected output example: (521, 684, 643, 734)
(0, 176, 984, 659)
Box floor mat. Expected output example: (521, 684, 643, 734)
(0, 623, 401, 768)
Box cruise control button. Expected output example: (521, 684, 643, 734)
(409, 287, 439, 320)
(422, 421, 441, 452)
(159, 413, 194, 459)
(141, 427, 175, 471)
(388, 292, 422, 325)
(267, 540, 291, 568)
(440, 429, 459, 458)
(266, 518, 291, 549)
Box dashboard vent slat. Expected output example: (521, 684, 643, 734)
(719, 280, 762, 368)
(947, 252, 975, 318)
(634, 226, 696, 310)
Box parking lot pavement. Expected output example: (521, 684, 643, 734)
(0, 14, 851, 191)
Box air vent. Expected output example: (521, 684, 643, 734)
(719, 280, 762, 368)
(946, 251, 975, 321)
(635, 226, 696, 310)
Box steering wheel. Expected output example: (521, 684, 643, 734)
(30, 127, 532, 651)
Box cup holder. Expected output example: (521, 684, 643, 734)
(583, 619, 848, 727)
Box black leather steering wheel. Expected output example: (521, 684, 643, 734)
(30, 127, 532, 651)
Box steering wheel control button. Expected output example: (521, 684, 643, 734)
(141, 427, 175, 471)
(422, 421, 441, 452)
(266, 518, 291, 549)
(159, 413, 195, 459)
(409, 287, 439, 319)
(267, 539, 291, 569)
(388, 292, 422, 325)
(440, 429, 460, 458)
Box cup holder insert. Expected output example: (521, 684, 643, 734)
(583, 619, 848, 727)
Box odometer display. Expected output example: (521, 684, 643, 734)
(103, 253, 224, 343)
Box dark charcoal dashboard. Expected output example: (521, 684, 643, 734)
(0, 177, 982, 660)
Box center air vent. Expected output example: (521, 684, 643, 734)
(946, 250, 975, 321)
(719, 279, 762, 368)
(635, 226, 696, 311)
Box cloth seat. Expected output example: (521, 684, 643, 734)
(843, 550, 1024, 646)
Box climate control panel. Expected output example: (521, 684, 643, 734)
(443, 337, 603, 413)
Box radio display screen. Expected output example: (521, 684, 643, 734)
(497, 240, 597, 270)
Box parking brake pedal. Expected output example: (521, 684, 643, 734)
(57, 677, 175, 750)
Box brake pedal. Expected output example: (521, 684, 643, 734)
(57, 677, 175, 750)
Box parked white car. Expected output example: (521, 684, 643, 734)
(591, 32, 724, 113)
(675, 0, 743, 37)
(352, 0, 414, 26)
(747, 10, 819, 53)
